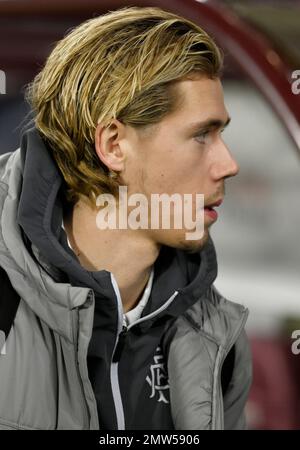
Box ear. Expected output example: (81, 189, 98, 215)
(95, 119, 126, 172)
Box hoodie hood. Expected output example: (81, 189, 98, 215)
(0, 127, 218, 336)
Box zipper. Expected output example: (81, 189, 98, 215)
(112, 289, 179, 363)
(112, 321, 128, 363)
(110, 272, 178, 430)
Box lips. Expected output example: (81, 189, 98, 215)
(204, 198, 223, 221)
(205, 198, 223, 208)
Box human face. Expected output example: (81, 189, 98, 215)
(120, 76, 239, 252)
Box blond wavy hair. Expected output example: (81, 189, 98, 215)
(27, 6, 223, 206)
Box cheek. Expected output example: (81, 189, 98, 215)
(140, 141, 208, 193)
(145, 167, 204, 196)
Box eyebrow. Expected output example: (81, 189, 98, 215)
(186, 117, 231, 134)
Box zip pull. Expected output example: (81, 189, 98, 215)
(112, 325, 128, 363)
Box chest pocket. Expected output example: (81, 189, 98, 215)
(221, 345, 235, 395)
(0, 265, 20, 353)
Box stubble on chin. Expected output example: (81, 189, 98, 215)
(176, 229, 210, 254)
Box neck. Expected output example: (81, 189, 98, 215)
(63, 198, 160, 312)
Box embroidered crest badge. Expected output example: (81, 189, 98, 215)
(146, 346, 170, 404)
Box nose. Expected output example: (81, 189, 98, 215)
(211, 141, 239, 180)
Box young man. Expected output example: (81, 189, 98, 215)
(0, 6, 251, 430)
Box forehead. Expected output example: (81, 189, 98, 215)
(134, 76, 228, 142)
(165, 75, 228, 126)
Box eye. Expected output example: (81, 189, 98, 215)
(195, 130, 210, 144)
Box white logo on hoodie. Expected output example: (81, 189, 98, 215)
(146, 346, 169, 404)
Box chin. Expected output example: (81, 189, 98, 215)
(167, 229, 210, 254)
(183, 236, 209, 253)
